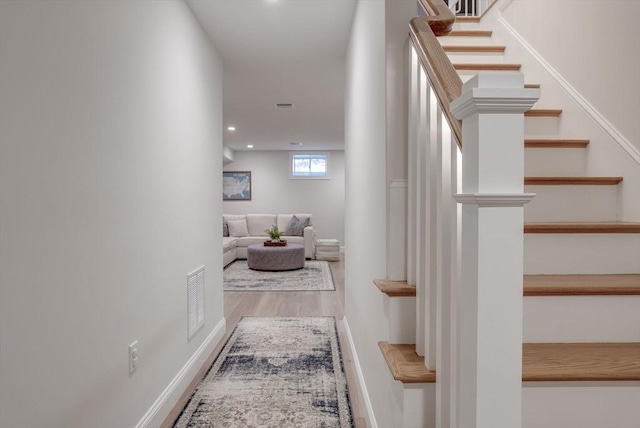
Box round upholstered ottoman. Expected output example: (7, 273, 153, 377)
(247, 243, 305, 271)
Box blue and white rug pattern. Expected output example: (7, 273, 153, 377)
(224, 260, 335, 291)
(173, 317, 354, 427)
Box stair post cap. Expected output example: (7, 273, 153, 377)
(451, 73, 540, 119)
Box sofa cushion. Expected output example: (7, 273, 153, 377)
(223, 217, 229, 237)
(223, 214, 246, 222)
(285, 215, 310, 236)
(227, 219, 249, 237)
(246, 214, 277, 237)
(276, 214, 311, 232)
(222, 237, 237, 252)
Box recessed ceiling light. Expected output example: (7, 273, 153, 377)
(247, 145, 254, 148)
(290, 142, 303, 146)
(227, 126, 236, 131)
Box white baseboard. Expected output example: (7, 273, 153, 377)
(497, 15, 640, 166)
(135, 317, 227, 428)
(342, 316, 378, 428)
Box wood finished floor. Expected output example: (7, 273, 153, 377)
(162, 257, 368, 428)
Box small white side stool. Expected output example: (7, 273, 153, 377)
(315, 238, 341, 261)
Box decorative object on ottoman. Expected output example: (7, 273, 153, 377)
(247, 243, 305, 271)
(263, 240, 287, 247)
(264, 224, 286, 246)
(315, 238, 340, 261)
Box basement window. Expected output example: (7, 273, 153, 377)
(289, 152, 331, 179)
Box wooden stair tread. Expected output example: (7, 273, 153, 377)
(378, 342, 436, 383)
(374, 279, 416, 297)
(454, 63, 521, 71)
(524, 83, 541, 89)
(443, 45, 505, 52)
(523, 342, 640, 382)
(524, 274, 640, 296)
(524, 176, 623, 185)
(456, 16, 481, 23)
(381, 342, 640, 383)
(525, 109, 563, 117)
(525, 138, 589, 148)
(446, 30, 492, 37)
(525, 222, 640, 234)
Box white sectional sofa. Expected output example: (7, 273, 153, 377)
(223, 214, 315, 267)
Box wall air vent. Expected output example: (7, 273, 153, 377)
(275, 103, 294, 109)
(187, 266, 205, 340)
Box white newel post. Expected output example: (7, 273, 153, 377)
(450, 73, 539, 428)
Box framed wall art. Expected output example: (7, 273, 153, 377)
(223, 171, 252, 201)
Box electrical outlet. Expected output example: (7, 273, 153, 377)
(129, 341, 138, 376)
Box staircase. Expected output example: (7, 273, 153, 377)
(377, 8, 640, 428)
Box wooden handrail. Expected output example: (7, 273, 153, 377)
(410, 0, 463, 147)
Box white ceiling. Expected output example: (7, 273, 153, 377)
(186, 0, 357, 151)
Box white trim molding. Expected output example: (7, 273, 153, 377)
(135, 318, 227, 428)
(453, 193, 536, 207)
(498, 15, 640, 166)
(342, 317, 378, 428)
(451, 87, 541, 118)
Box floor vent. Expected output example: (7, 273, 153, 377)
(187, 266, 205, 340)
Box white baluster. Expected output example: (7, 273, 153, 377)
(416, 66, 429, 357)
(408, 47, 418, 288)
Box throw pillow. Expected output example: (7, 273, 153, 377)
(223, 217, 229, 237)
(285, 215, 310, 237)
(227, 219, 249, 237)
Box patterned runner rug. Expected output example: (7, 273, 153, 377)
(173, 317, 354, 427)
(223, 260, 335, 291)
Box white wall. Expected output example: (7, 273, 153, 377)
(0, 2, 224, 427)
(223, 150, 345, 244)
(344, 1, 397, 427)
(501, 0, 640, 150)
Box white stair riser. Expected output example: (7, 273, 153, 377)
(524, 296, 640, 342)
(456, 69, 520, 79)
(524, 185, 618, 222)
(523, 382, 640, 428)
(392, 381, 436, 428)
(524, 116, 561, 135)
(445, 52, 505, 64)
(525, 148, 587, 177)
(525, 234, 640, 274)
(451, 22, 484, 31)
(438, 36, 493, 46)
(384, 296, 416, 344)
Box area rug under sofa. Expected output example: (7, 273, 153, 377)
(223, 260, 335, 291)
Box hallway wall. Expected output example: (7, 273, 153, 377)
(344, 1, 395, 426)
(0, 2, 224, 427)
(501, 0, 640, 150)
(223, 150, 345, 244)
